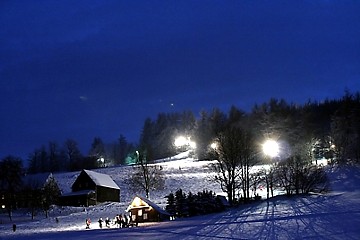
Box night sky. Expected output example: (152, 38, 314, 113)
(1, 1, 359, 159)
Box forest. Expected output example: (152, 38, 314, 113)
(1, 91, 359, 214)
(2, 91, 360, 174)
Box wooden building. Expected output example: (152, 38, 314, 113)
(60, 169, 120, 207)
(126, 195, 170, 223)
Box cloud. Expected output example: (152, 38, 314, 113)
(79, 96, 88, 102)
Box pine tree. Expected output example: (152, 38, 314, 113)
(187, 192, 197, 216)
(165, 192, 176, 216)
(41, 176, 61, 218)
(175, 189, 187, 217)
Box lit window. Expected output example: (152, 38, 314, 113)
(143, 213, 148, 220)
(138, 209, 142, 216)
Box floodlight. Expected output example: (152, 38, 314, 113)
(262, 139, 279, 158)
(174, 136, 187, 147)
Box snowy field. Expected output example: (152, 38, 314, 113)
(1, 153, 359, 240)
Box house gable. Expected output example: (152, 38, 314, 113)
(71, 170, 96, 192)
(127, 196, 170, 223)
(83, 170, 120, 190)
(63, 169, 120, 207)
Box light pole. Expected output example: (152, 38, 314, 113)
(135, 151, 140, 164)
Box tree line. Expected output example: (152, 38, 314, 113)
(165, 189, 227, 218)
(1, 91, 359, 208)
(0, 156, 61, 221)
(2, 91, 358, 174)
(138, 91, 360, 165)
(137, 91, 359, 204)
(26, 136, 135, 174)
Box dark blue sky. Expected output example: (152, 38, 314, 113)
(1, 0, 359, 159)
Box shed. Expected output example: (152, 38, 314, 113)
(126, 195, 170, 223)
(60, 169, 120, 206)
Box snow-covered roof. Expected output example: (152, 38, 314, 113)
(83, 169, 120, 190)
(127, 195, 170, 216)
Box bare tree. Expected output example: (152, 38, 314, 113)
(48, 141, 61, 172)
(64, 139, 83, 171)
(273, 138, 329, 196)
(127, 151, 165, 199)
(211, 126, 258, 205)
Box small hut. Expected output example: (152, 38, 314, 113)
(126, 195, 170, 223)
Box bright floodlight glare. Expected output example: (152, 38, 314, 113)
(174, 136, 187, 147)
(210, 142, 217, 150)
(189, 141, 196, 149)
(262, 139, 279, 158)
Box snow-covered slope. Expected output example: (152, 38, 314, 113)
(54, 151, 223, 206)
(1, 154, 359, 240)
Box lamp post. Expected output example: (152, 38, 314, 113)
(135, 151, 140, 164)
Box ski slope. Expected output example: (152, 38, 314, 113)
(1, 153, 359, 240)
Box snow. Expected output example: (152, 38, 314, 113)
(1, 153, 360, 240)
(83, 170, 120, 190)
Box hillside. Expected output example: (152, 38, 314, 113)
(53, 151, 224, 206)
(1, 154, 359, 239)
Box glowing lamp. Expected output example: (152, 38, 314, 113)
(210, 142, 217, 150)
(189, 141, 196, 149)
(174, 136, 187, 147)
(262, 139, 279, 158)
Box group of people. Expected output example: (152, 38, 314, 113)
(114, 214, 132, 228)
(85, 214, 133, 229)
(96, 217, 110, 229)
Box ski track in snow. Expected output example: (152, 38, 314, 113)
(1, 153, 359, 240)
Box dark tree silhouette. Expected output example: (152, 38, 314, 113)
(0, 156, 23, 221)
(64, 139, 83, 171)
(211, 126, 258, 205)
